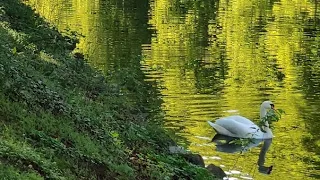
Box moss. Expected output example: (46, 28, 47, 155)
(0, 0, 216, 179)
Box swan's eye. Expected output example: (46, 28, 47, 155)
(270, 104, 274, 109)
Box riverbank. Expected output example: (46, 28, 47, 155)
(0, 1, 216, 179)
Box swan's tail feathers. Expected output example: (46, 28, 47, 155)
(207, 121, 216, 128)
(208, 121, 222, 133)
(207, 121, 235, 137)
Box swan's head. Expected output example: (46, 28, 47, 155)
(260, 101, 275, 126)
(260, 101, 275, 110)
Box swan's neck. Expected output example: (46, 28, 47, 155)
(260, 107, 270, 130)
(260, 108, 267, 120)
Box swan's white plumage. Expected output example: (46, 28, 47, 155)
(208, 101, 274, 139)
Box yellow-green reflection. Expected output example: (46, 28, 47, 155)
(143, 0, 225, 139)
(144, 0, 319, 179)
(24, 0, 149, 73)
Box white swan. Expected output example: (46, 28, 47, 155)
(208, 101, 275, 139)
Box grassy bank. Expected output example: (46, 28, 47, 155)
(0, 0, 215, 179)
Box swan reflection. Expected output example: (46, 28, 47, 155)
(212, 134, 273, 174)
(257, 138, 273, 174)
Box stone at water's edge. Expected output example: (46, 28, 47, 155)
(168, 146, 227, 178)
(181, 153, 205, 168)
(169, 145, 188, 154)
(206, 164, 227, 179)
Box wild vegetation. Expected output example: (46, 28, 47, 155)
(258, 109, 285, 132)
(0, 1, 215, 179)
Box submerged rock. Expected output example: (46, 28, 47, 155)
(206, 164, 227, 179)
(181, 153, 205, 167)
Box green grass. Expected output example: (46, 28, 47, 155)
(0, 0, 215, 179)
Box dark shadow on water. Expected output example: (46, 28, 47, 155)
(211, 134, 273, 175)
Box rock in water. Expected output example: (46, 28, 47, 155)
(206, 164, 227, 179)
(181, 154, 205, 167)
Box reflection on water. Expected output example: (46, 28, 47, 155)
(258, 141, 273, 176)
(24, 0, 320, 179)
(212, 134, 273, 178)
(212, 134, 263, 154)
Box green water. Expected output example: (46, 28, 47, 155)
(25, 0, 320, 179)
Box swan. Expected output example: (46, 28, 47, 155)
(208, 101, 275, 139)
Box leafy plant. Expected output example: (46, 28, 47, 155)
(229, 138, 254, 147)
(258, 108, 286, 132)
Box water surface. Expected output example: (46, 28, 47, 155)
(25, 0, 320, 179)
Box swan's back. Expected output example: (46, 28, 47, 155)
(209, 116, 263, 138)
(216, 115, 255, 126)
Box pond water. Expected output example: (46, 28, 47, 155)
(25, 0, 320, 179)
